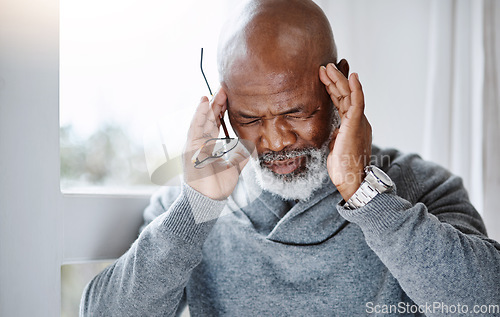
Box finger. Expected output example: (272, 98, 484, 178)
(319, 66, 342, 105)
(322, 64, 352, 115)
(187, 97, 218, 151)
(189, 96, 211, 134)
(324, 82, 343, 110)
(189, 89, 228, 140)
(320, 66, 342, 100)
(211, 87, 227, 115)
(348, 73, 365, 114)
(202, 106, 221, 139)
(319, 65, 332, 86)
(203, 88, 228, 133)
(325, 63, 351, 99)
(320, 68, 347, 123)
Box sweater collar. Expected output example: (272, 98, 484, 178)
(230, 164, 348, 245)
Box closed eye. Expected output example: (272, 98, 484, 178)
(285, 114, 309, 119)
(285, 109, 318, 120)
(239, 119, 260, 126)
(235, 107, 318, 125)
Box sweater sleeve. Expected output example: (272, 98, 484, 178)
(337, 154, 500, 314)
(80, 183, 227, 317)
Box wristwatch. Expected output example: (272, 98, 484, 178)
(344, 165, 394, 210)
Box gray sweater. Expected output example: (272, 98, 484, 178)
(80, 147, 500, 316)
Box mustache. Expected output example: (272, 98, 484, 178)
(259, 148, 314, 163)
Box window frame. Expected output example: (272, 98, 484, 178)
(0, 1, 150, 315)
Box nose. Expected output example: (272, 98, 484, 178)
(260, 117, 297, 152)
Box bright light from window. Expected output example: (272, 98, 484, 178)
(60, 0, 240, 190)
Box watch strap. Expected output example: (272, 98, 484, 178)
(345, 180, 379, 209)
(344, 165, 393, 210)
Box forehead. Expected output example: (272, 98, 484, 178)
(224, 67, 322, 114)
(228, 88, 317, 116)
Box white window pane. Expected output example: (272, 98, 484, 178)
(60, 0, 237, 191)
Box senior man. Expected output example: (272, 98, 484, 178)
(81, 0, 500, 316)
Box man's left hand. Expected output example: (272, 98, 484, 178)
(319, 63, 372, 201)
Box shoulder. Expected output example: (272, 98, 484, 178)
(371, 145, 487, 236)
(371, 145, 456, 204)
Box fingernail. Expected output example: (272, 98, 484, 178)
(320, 65, 326, 70)
(327, 63, 338, 71)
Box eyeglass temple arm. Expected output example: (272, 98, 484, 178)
(200, 48, 213, 96)
(201, 48, 230, 139)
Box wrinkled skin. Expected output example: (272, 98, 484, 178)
(185, 0, 372, 201)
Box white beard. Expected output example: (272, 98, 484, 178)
(250, 141, 331, 201)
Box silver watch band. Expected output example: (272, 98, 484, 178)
(344, 165, 394, 210)
(345, 180, 378, 209)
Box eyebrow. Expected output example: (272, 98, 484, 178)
(234, 105, 306, 119)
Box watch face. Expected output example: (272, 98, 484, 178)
(372, 167, 393, 187)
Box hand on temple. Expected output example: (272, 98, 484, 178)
(319, 63, 372, 201)
(183, 88, 254, 200)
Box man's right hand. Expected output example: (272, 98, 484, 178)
(183, 88, 254, 200)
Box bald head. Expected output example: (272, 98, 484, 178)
(218, 0, 342, 163)
(217, 0, 337, 89)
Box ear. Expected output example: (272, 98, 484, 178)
(336, 59, 350, 78)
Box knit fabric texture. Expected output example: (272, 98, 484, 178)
(80, 146, 500, 316)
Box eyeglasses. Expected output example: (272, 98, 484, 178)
(192, 48, 239, 168)
(192, 137, 240, 168)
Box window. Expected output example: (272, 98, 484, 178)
(61, 262, 112, 317)
(59, 1, 241, 315)
(60, 0, 238, 191)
